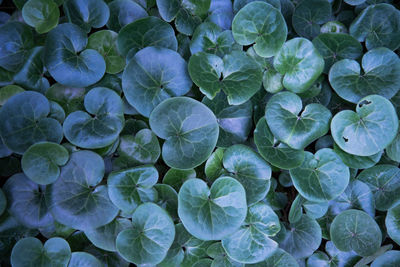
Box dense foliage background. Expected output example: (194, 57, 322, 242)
(1, 0, 400, 266)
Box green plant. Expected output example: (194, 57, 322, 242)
(1, 0, 400, 266)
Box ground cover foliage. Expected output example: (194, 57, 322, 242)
(0, 0, 400, 266)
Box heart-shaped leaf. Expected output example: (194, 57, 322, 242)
(63, 87, 124, 149)
(223, 144, 272, 205)
(357, 164, 400, 211)
(350, 3, 400, 50)
(107, 0, 148, 32)
(0, 85, 24, 106)
(312, 33, 363, 73)
(117, 16, 177, 57)
(22, 0, 59, 34)
(292, 0, 331, 39)
(63, 0, 110, 32)
(162, 168, 196, 191)
(222, 203, 280, 264)
(265, 91, 332, 150)
(330, 209, 382, 256)
(178, 177, 247, 240)
(46, 150, 119, 230)
(331, 95, 399, 156)
(21, 142, 69, 185)
(206, 242, 243, 267)
(87, 30, 125, 74)
(329, 48, 400, 103)
(3, 173, 54, 228)
(202, 92, 253, 147)
(233, 0, 281, 13)
(188, 51, 263, 105)
(116, 203, 175, 265)
(122, 46, 192, 117)
(371, 250, 400, 267)
(45, 84, 85, 115)
(44, 23, 106, 87)
(386, 204, 400, 246)
(290, 148, 349, 203)
(108, 165, 158, 214)
(149, 97, 219, 169)
(11, 237, 71, 267)
(254, 117, 305, 170)
(273, 38, 324, 93)
(333, 143, 383, 169)
(0, 22, 34, 72)
(0, 91, 63, 154)
(232, 1, 287, 57)
(68, 252, 102, 267)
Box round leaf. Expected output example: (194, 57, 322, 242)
(178, 177, 247, 240)
(223, 144, 272, 205)
(254, 117, 305, 170)
(63, 87, 124, 149)
(11, 237, 71, 267)
(0, 91, 63, 154)
(116, 203, 175, 265)
(386, 204, 400, 246)
(222, 203, 280, 264)
(108, 165, 158, 214)
(122, 46, 192, 117)
(232, 1, 287, 57)
(330, 209, 382, 256)
(46, 150, 119, 230)
(371, 250, 400, 267)
(289, 148, 350, 203)
(68, 252, 102, 267)
(21, 142, 69, 185)
(247, 248, 298, 267)
(331, 95, 399, 156)
(329, 48, 400, 103)
(117, 16, 177, 57)
(265, 91, 332, 150)
(22, 0, 59, 34)
(188, 51, 263, 105)
(44, 23, 106, 87)
(333, 143, 382, 169)
(107, 0, 148, 32)
(149, 97, 219, 169)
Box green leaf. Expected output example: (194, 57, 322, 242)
(178, 177, 247, 240)
(350, 3, 400, 50)
(232, 1, 287, 57)
(371, 250, 400, 267)
(68, 252, 102, 267)
(290, 148, 349, 202)
(188, 51, 263, 105)
(223, 144, 272, 205)
(206, 242, 244, 267)
(254, 117, 305, 170)
(46, 150, 119, 230)
(246, 248, 299, 267)
(63, 87, 124, 149)
(117, 16, 177, 57)
(154, 184, 179, 221)
(44, 23, 106, 87)
(84, 218, 131, 252)
(330, 209, 382, 256)
(122, 46, 192, 117)
(222, 203, 280, 264)
(0, 85, 24, 106)
(292, 0, 332, 39)
(279, 215, 322, 259)
(87, 30, 125, 74)
(45, 84, 85, 115)
(203, 92, 253, 147)
(116, 203, 175, 265)
(273, 38, 324, 93)
(0, 22, 34, 72)
(22, 0, 59, 33)
(149, 97, 219, 169)
(265, 91, 332, 150)
(312, 33, 363, 74)
(205, 147, 226, 182)
(357, 164, 400, 211)
(3, 173, 54, 228)
(0, 91, 63, 154)
(108, 165, 158, 214)
(0, 188, 6, 216)
(331, 95, 399, 156)
(107, 0, 148, 32)
(333, 143, 383, 169)
(21, 142, 69, 185)
(233, 0, 281, 13)
(329, 48, 400, 103)
(11, 237, 71, 267)
(162, 168, 196, 191)
(386, 131, 400, 162)
(63, 0, 110, 32)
